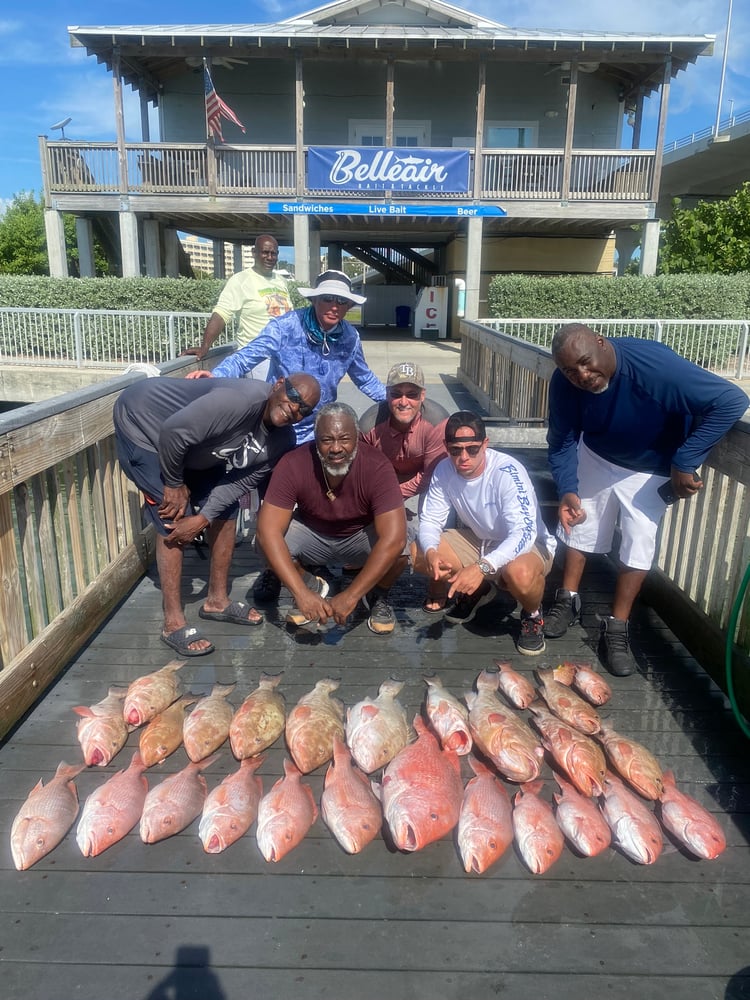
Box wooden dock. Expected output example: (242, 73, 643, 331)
(1, 442, 748, 1000)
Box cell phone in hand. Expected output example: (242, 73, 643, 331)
(658, 472, 701, 506)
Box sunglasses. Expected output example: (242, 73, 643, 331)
(388, 387, 422, 400)
(319, 295, 352, 306)
(447, 443, 483, 457)
(284, 377, 314, 418)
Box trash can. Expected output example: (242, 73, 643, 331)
(395, 306, 411, 328)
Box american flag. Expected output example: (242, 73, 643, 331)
(204, 61, 246, 142)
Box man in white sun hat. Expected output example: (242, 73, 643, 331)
(192, 268, 386, 604)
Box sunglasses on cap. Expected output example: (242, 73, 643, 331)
(284, 377, 314, 418)
(319, 295, 352, 306)
(447, 442, 484, 457)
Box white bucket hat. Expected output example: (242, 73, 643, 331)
(298, 269, 367, 306)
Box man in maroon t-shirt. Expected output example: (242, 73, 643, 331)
(256, 402, 407, 634)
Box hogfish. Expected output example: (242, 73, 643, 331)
(285, 678, 345, 773)
(229, 673, 286, 759)
(183, 683, 236, 762)
(346, 678, 410, 773)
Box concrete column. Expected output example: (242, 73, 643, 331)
(293, 214, 311, 285)
(75, 217, 95, 277)
(143, 219, 161, 277)
(164, 228, 180, 278)
(45, 209, 68, 278)
(327, 243, 342, 270)
(213, 239, 226, 279)
(464, 216, 484, 321)
(639, 221, 660, 276)
(119, 211, 140, 277)
(309, 228, 321, 280)
(233, 244, 243, 274)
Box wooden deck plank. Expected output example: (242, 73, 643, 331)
(1, 445, 749, 1000)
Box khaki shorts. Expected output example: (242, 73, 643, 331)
(441, 527, 554, 587)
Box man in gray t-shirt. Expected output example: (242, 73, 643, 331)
(114, 373, 319, 656)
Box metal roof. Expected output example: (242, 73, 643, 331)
(67, 0, 714, 104)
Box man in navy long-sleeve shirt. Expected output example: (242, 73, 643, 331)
(545, 323, 748, 676)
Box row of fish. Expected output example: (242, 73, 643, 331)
(10, 659, 725, 871)
(10, 713, 725, 872)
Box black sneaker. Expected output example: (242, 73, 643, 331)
(517, 610, 546, 656)
(285, 574, 330, 628)
(363, 588, 396, 635)
(543, 588, 582, 638)
(599, 616, 637, 676)
(444, 583, 496, 625)
(253, 568, 281, 603)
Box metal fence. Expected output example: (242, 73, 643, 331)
(0, 308, 238, 367)
(478, 318, 750, 380)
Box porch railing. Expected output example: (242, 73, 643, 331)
(41, 140, 657, 203)
(458, 319, 750, 712)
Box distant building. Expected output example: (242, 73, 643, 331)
(179, 235, 255, 276)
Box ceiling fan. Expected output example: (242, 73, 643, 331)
(185, 56, 248, 70)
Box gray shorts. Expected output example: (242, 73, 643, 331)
(281, 518, 410, 565)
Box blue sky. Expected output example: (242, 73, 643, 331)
(1, 0, 747, 212)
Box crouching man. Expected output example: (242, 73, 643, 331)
(256, 402, 407, 634)
(411, 410, 556, 655)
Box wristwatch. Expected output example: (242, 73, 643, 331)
(477, 559, 495, 578)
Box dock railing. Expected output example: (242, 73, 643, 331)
(459, 319, 750, 711)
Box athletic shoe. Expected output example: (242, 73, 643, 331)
(253, 568, 281, 603)
(543, 588, 582, 638)
(517, 610, 546, 656)
(285, 574, 330, 628)
(363, 588, 396, 635)
(599, 616, 637, 676)
(444, 583, 495, 625)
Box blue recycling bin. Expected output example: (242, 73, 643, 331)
(395, 305, 411, 328)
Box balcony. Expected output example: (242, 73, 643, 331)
(41, 141, 656, 205)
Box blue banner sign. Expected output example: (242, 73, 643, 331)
(308, 146, 470, 193)
(268, 201, 506, 217)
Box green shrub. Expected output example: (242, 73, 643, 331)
(0, 275, 305, 312)
(486, 273, 750, 321)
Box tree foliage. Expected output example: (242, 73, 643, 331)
(0, 193, 51, 275)
(0, 192, 111, 276)
(659, 183, 750, 274)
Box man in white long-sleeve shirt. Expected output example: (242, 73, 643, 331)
(413, 410, 556, 655)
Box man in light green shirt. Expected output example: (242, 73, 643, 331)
(186, 234, 292, 360)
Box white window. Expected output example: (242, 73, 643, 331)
(486, 121, 539, 148)
(349, 120, 431, 146)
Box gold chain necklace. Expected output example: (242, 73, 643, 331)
(320, 463, 337, 502)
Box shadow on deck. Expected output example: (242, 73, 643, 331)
(1, 371, 749, 999)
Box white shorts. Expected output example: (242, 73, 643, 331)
(558, 440, 669, 571)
